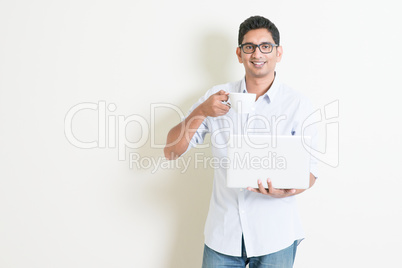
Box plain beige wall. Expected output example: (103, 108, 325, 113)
(1, 0, 401, 267)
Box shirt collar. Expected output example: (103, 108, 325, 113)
(240, 73, 281, 103)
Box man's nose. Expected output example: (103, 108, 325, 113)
(252, 45, 263, 57)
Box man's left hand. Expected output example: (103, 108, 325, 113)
(247, 179, 298, 198)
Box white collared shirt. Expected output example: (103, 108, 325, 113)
(185, 77, 318, 257)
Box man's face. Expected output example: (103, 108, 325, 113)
(236, 28, 283, 80)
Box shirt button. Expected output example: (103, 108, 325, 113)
(241, 210, 245, 214)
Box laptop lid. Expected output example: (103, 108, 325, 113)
(226, 135, 311, 189)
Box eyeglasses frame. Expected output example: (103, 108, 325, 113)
(238, 42, 279, 54)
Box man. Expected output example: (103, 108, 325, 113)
(164, 16, 318, 268)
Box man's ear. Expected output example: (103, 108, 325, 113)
(236, 47, 243, 63)
(276, 46, 283, 62)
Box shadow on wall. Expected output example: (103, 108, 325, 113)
(132, 31, 234, 267)
(200, 30, 236, 86)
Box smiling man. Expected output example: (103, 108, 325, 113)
(237, 29, 281, 84)
(164, 16, 318, 268)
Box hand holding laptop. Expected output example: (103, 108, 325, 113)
(247, 178, 297, 198)
(247, 173, 316, 198)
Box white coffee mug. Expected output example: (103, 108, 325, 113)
(229, 92, 256, 113)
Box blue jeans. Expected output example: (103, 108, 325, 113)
(202, 237, 298, 268)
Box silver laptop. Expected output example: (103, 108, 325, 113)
(226, 135, 311, 189)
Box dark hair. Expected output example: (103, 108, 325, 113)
(238, 16, 280, 45)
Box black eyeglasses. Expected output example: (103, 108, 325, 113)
(238, 42, 278, 54)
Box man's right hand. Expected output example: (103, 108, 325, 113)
(164, 90, 230, 160)
(198, 90, 230, 117)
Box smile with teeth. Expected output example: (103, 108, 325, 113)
(251, 61, 266, 67)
